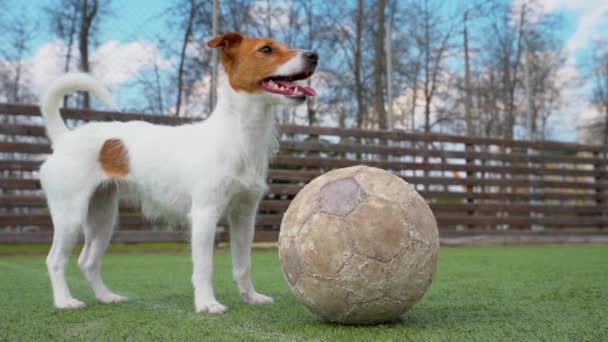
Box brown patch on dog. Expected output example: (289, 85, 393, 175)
(208, 32, 298, 93)
(99, 139, 129, 177)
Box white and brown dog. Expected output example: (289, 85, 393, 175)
(40, 32, 317, 313)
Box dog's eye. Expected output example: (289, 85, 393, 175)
(259, 45, 273, 54)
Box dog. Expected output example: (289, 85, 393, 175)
(40, 32, 318, 313)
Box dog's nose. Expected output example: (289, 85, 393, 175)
(304, 51, 318, 65)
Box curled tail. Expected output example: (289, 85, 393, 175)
(40, 73, 117, 144)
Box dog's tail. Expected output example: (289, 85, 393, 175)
(40, 73, 117, 144)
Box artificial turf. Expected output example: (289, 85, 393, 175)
(0, 245, 606, 341)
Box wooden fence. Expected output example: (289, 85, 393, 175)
(1, 103, 607, 243)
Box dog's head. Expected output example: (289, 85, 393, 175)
(208, 32, 317, 105)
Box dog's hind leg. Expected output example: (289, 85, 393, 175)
(78, 183, 127, 304)
(45, 192, 90, 309)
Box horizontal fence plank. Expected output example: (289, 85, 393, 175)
(0, 142, 51, 154)
(0, 178, 40, 190)
(16, 129, 596, 165)
(0, 213, 282, 228)
(3, 230, 608, 245)
(268, 169, 608, 190)
(437, 215, 608, 227)
(0, 195, 293, 211)
(430, 203, 607, 215)
(271, 155, 607, 178)
(2, 195, 605, 217)
(0, 160, 42, 171)
(279, 141, 607, 166)
(0, 103, 193, 125)
(279, 125, 607, 154)
(0, 230, 191, 244)
(266, 184, 608, 202)
(3, 155, 605, 181)
(0, 213, 151, 226)
(0, 123, 47, 137)
(5, 176, 600, 194)
(5, 213, 605, 230)
(2, 103, 605, 154)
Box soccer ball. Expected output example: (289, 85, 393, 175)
(278, 166, 439, 324)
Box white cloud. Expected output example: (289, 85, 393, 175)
(248, 1, 292, 33)
(91, 40, 173, 85)
(511, 1, 608, 141)
(578, 104, 601, 124)
(1, 39, 172, 101)
(566, 5, 608, 55)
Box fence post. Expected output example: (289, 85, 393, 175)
(594, 151, 605, 230)
(465, 142, 475, 230)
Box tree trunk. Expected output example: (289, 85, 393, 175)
(463, 11, 473, 136)
(604, 104, 608, 149)
(63, 2, 79, 107)
(423, 0, 431, 133)
(12, 62, 22, 103)
(79, 0, 98, 109)
(373, 0, 387, 129)
(305, 0, 315, 125)
(209, 0, 219, 113)
(410, 62, 418, 131)
(175, 0, 195, 116)
(354, 0, 365, 129)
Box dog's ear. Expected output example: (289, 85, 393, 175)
(207, 32, 244, 49)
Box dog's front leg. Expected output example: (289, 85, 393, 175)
(228, 193, 274, 305)
(190, 205, 226, 314)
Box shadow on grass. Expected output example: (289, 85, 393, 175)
(289, 302, 520, 333)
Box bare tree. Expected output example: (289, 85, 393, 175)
(135, 62, 166, 114)
(354, 0, 366, 128)
(46, 0, 81, 107)
(372, 0, 387, 129)
(0, 9, 37, 104)
(78, 0, 99, 109)
(583, 42, 608, 147)
(460, 2, 495, 135)
(209, 0, 219, 112)
(175, 0, 196, 116)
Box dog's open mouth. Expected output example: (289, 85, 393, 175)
(260, 72, 316, 98)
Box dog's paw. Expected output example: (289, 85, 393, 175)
(97, 293, 128, 304)
(242, 292, 274, 305)
(55, 298, 86, 309)
(196, 301, 228, 314)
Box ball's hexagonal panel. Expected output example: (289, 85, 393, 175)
(354, 166, 418, 204)
(338, 254, 386, 304)
(384, 242, 438, 305)
(293, 274, 353, 322)
(349, 196, 408, 262)
(403, 196, 440, 246)
(342, 296, 407, 325)
(278, 238, 302, 286)
(320, 176, 365, 216)
(280, 189, 320, 240)
(297, 213, 352, 278)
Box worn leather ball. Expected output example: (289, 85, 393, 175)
(278, 166, 439, 324)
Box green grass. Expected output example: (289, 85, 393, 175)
(1, 245, 606, 341)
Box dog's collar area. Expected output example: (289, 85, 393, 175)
(259, 72, 316, 98)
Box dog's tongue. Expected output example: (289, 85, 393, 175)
(275, 80, 316, 96)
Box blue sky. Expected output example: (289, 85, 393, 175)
(2, 0, 607, 142)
